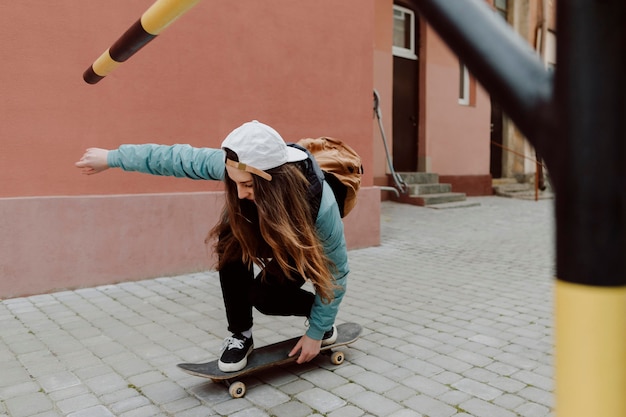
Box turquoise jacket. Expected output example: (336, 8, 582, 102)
(108, 144, 348, 340)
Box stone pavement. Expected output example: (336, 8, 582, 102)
(0, 197, 556, 417)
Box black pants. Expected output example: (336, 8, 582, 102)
(219, 258, 316, 334)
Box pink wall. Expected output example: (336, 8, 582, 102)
(372, 1, 491, 195)
(372, 0, 394, 186)
(421, 23, 491, 176)
(1, 0, 375, 197)
(0, 1, 379, 298)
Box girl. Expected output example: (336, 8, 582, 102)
(75, 120, 348, 372)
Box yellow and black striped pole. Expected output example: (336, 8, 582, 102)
(83, 0, 202, 84)
(553, 2, 626, 416)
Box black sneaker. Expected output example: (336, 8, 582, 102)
(218, 333, 254, 372)
(321, 325, 337, 346)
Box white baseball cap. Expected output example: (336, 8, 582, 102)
(221, 120, 307, 181)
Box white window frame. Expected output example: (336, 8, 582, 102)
(458, 62, 470, 105)
(392, 5, 418, 60)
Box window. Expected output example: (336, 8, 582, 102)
(459, 62, 470, 105)
(393, 5, 417, 60)
(494, 0, 508, 21)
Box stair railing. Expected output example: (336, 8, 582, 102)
(490, 140, 550, 201)
(373, 89, 407, 197)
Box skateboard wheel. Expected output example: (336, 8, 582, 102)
(229, 381, 246, 398)
(330, 351, 344, 365)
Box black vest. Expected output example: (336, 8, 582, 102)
(288, 143, 325, 219)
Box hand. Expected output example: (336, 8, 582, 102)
(289, 334, 322, 364)
(75, 148, 110, 175)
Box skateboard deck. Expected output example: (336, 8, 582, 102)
(177, 322, 362, 398)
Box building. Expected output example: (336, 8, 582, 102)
(0, 0, 554, 298)
(373, 0, 556, 201)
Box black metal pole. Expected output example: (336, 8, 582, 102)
(552, 2, 626, 416)
(554, 0, 626, 286)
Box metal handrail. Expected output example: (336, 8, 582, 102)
(373, 89, 407, 196)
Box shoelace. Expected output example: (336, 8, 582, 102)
(222, 336, 245, 352)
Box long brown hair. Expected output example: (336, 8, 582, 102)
(208, 149, 337, 302)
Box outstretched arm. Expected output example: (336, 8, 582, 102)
(75, 148, 110, 175)
(75, 144, 226, 181)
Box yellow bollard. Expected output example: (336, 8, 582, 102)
(555, 280, 626, 417)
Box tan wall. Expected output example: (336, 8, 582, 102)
(0, 0, 379, 298)
(502, 0, 557, 179)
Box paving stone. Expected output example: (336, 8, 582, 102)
(66, 405, 115, 417)
(4, 392, 53, 417)
(38, 370, 81, 393)
(300, 368, 348, 390)
(332, 382, 367, 400)
(109, 395, 151, 415)
(297, 387, 346, 414)
(270, 400, 313, 417)
(517, 386, 553, 408)
(212, 397, 252, 415)
(328, 405, 366, 417)
(171, 405, 217, 416)
(350, 371, 397, 393)
(492, 393, 526, 410)
(511, 369, 553, 391)
(118, 404, 164, 417)
(84, 372, 129, 395)
(229, 408, 270, 417)
(458, 398, 516, 417)
(350, 391, 402, 417)
(402, 374, 449, 397)
(56, 393, 100, 415)
(278, 379, 314, 395)
(351, 355, 396, 374)
(452, 378, 503, 401)
(140, 380, 187, 405)
(245, 384, 290, 408)
(384, 385, 419, 403)
(387, 409, 424, 417)
(48, 384, 90, 401)
(0, 381, 40, 400)
(515, 401, 551, 417)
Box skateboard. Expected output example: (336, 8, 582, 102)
(177, 322, 362, 398)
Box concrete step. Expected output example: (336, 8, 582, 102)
(493, 183, 531, 194)
(406, 183, 452, 195)
(493, 181, 554, 200)
(393, 192, 468, 207)
(417, 192, 467, 205)
(428, 200, 482, 209)
(396, 172, 439, 184)
(388, 172, 478, 208)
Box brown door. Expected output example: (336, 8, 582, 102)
(392, 4, 420, 172)
(490, 98, 503, 178)
(393, 56, 419, 171)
